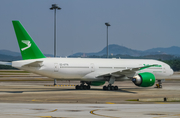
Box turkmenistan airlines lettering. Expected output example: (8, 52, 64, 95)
(0, 21, 173, 90)
(143, 64, 162, 67)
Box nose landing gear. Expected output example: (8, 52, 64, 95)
(156, 80, 162, 88)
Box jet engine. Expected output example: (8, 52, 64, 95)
(132, 72, 155, 87)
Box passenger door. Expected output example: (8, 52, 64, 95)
(54, 63, 59, 72)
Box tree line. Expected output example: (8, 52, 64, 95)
(163, 60, 180, 71)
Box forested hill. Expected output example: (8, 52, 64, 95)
(70, 45, 180, 57)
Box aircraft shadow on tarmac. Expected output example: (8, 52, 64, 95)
(0, 87, 137, 94)
(87, 88, 137, 94)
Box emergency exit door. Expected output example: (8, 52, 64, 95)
(90, 63, 95, 72)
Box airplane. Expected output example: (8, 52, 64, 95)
(0, 21, 174, 90)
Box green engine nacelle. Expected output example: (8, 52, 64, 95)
(132, 72, 155, 87)
(90, 81, 106, 86)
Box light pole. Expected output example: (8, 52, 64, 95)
(105, 22, 110, 58)
(50, 4, 61, 85)
(50, 4, 61, 57)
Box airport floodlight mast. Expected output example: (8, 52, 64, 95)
(105, 22, 110, 58)
(50, 4, 61, 57)
(50, 4, 61, 85)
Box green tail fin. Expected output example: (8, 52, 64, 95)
(12, 21, 46, 60)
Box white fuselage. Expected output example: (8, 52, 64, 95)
(12, 58, 173, 81)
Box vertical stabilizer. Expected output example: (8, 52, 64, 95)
(12, 21, 46, 60)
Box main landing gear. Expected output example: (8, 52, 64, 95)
(156, 80, 162, 88)
(75, 81, 91, 90)
(103, 85, 118, 90)
(103, 76, 118, 90)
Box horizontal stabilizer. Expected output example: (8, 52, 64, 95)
(22, 61, 43, 67)
(0, 61, 12, 66)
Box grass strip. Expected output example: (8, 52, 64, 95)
(0, 71, 29, 73)
(0, 74, 29, 75)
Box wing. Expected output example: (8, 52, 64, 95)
(96, 64, 158, 78)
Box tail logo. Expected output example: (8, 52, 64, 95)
(21, 40, 31, 51)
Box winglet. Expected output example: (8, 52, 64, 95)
(12, 21, 46, 60)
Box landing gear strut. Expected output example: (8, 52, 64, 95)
(156, 80, 162, 88)
(54, 79, 57, 85)
(76, 81, 91, 90)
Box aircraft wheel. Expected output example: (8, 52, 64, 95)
(103, 86, 107, 90)
(83, 85, 87, 90)
(80, 85, 84, 90)
(159, 85, 162, 88)
(87, 85, 91, 90)
(108, 86, 111, 90)
(114, 86, 118, 90)
(111, 86, 114, 90)
(76, 85, 80, 90)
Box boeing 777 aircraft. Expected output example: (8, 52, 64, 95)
(0, 21, 174, 90)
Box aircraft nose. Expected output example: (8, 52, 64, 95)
(170, 69, 174, 75)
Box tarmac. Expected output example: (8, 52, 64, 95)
(0, 70, 180, 118)
(0, 103, 180, 118)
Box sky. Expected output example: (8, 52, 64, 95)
(0, 0, 180, 56)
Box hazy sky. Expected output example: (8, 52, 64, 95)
(0, 0, 180, 56)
